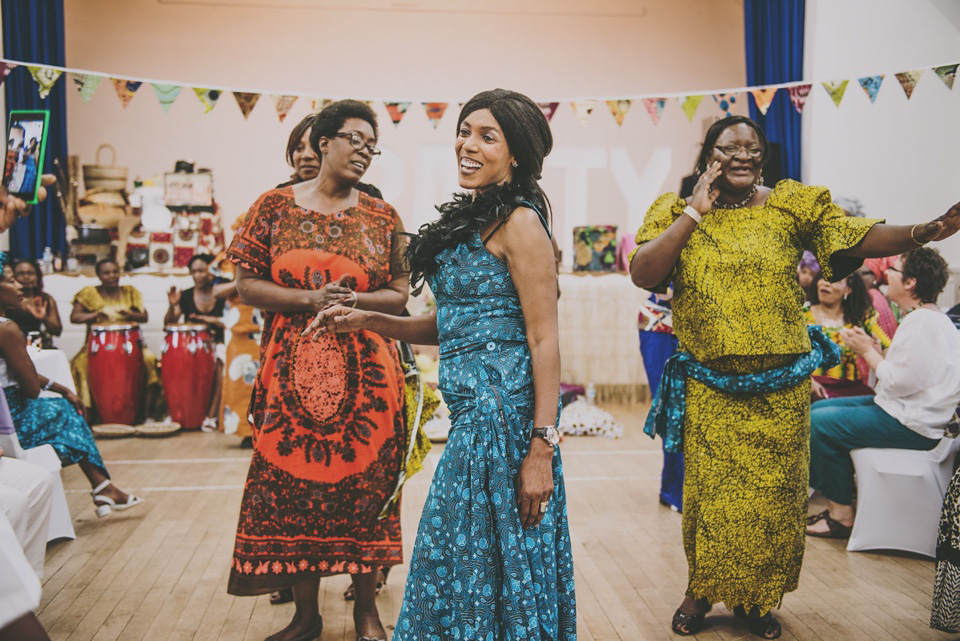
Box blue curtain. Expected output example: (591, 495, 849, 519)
(3, 0, 68, 261)
(744, 0, 805, 182)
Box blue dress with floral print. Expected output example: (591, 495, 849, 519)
(394, 221, 577, 641)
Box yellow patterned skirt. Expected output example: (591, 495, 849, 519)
(682, 354, 810, 615)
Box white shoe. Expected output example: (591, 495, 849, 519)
(201, 417, 218, 432)
(91, 479, 144, 518)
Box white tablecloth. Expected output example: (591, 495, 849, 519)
(28, 348, 76, 398)
(558, 272, 650, 402)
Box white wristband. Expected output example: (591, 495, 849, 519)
(683, 206, 703, 224)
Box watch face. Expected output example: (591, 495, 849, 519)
(546, 428, 561, 446)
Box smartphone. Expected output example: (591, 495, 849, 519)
(3, 110, 50, 204)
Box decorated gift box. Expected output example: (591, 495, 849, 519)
(573, 225, 618, 272)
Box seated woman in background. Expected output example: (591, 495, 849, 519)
(807, 247, 960, 539)
(69, 258, 162, 420)
(5, 260, 62, 348)
(0, 263, 142, 517)
(164, 254, 235, 430)
(805, 269, 892, 400)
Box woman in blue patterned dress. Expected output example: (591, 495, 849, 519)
(305, 89, 576, 640)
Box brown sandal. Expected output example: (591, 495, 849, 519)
(805, 509, 853, 539)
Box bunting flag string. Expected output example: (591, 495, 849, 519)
(749, 88, 777, 115)
(607, 99, 631, 126)
(681, 95, 703, 122)
(895, 70, 923, 99)
(934, 64, 957, 90)
(0, 56, 956, 126)
(384, 101, 410, 126)
(642, 98, 667, 125)
(272, 95, 298, 122)
(822, 80, 849, 107)
(27, 65, 61, 99)
(787, 84, 812, 113)
(571, 100, 596, 125)
(194, 88, 222, 113)
(233, 92, 261, 119)
(72, 73, 101, 101)
(112, 79, 142, 108)
(422, 102, 448, 129)
(152, 84, 182, 112)
(537, 102, 559, 123)
(858, 75, 884, 103)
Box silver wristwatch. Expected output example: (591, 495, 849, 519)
(530, 426, 561, 447)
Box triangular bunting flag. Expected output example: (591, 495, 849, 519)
(0, 63, 18, 87)
(194, 88, 222, 113)
(384, 101, 410, 126)
(933, 64, 958, 90)
(570, 100, 595, 125)
(72, 73, 102, 101)
(749, 88, 778, 115)
(111, 79, 142, 108)
(27, 66, 62, 99)
(822, 80, 849, 107)
(712, 93, 738, 117)
(311, 98, 333, 112)
(151, 84, 182, 112)
(895, 70, 923, 99)
(422, 102, 448, 129)
(858, 75, 884, 103)
(606, 99, 631, 126)
(681, 95, 703, 122)
(787, 84, 812, 113)
(271, 95, 298, 122)
(537, 102, 559, 122)
(233, 92, 261, 119)
(642, 98, 667, 125)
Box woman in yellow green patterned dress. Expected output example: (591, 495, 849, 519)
(629, 116, 960, 638)
(805, 270, 891, 399)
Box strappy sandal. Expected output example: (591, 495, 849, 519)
(734, 605, 782, 639)
(671, 603, 711, 636)
(805, 509, 853, 539)
(91, 480, 144, 518)
(343, 567, 389, 601)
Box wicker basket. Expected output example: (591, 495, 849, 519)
(83, 144, 127, 191)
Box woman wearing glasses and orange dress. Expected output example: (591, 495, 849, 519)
(225, 100, 408, 641)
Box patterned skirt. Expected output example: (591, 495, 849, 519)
(4, 386, 107, 475)
(932, 467, 960, 632)
(683, 355, 810, 615)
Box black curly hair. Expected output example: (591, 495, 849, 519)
(808, 269, 874, 326)
(695, 115, 769, 175)
(406, 89, 553, 290)
(902, 247, 950, 304)
(308, 100, 378, 158)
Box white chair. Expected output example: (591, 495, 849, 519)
(847, 436, 960, 557)
(0, 429, 76, 543)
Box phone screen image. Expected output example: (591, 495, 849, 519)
(3, 110, 50, 204)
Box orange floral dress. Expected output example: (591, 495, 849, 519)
(225, 188, 407, 596)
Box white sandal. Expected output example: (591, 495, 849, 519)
(91, 479, 144, 518)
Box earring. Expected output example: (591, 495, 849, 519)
(511, 161, 518, 168)
(756, 173, 765, 187)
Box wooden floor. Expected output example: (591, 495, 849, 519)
(37, 403, 959, 641)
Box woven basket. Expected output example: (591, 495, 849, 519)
(83, 144, 127, 191)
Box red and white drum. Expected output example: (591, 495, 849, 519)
(162, 324, 215, 430)
(88, 323, 144, 426)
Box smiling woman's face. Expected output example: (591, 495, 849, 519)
(319, 117, 376, 186)
(454, 108, 515, 191)
(0, 268, 23, 309)
(707, 123, 764, 193)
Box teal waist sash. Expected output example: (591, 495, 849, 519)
(644, 325, 842, 453)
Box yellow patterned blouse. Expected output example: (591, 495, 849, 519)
(630, 180, 881, 363)
(803, 308, 892, 380)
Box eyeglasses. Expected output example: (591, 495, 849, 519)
(334, 132, 381, 158)
(714, 145, 764, 159)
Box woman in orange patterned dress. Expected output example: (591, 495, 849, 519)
(226, 100, 408, 641)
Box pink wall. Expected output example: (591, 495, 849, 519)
(63, 0, 747, 261)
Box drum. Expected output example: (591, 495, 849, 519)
(162, 324, 216, 430)
(88, 323, 144, 426)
